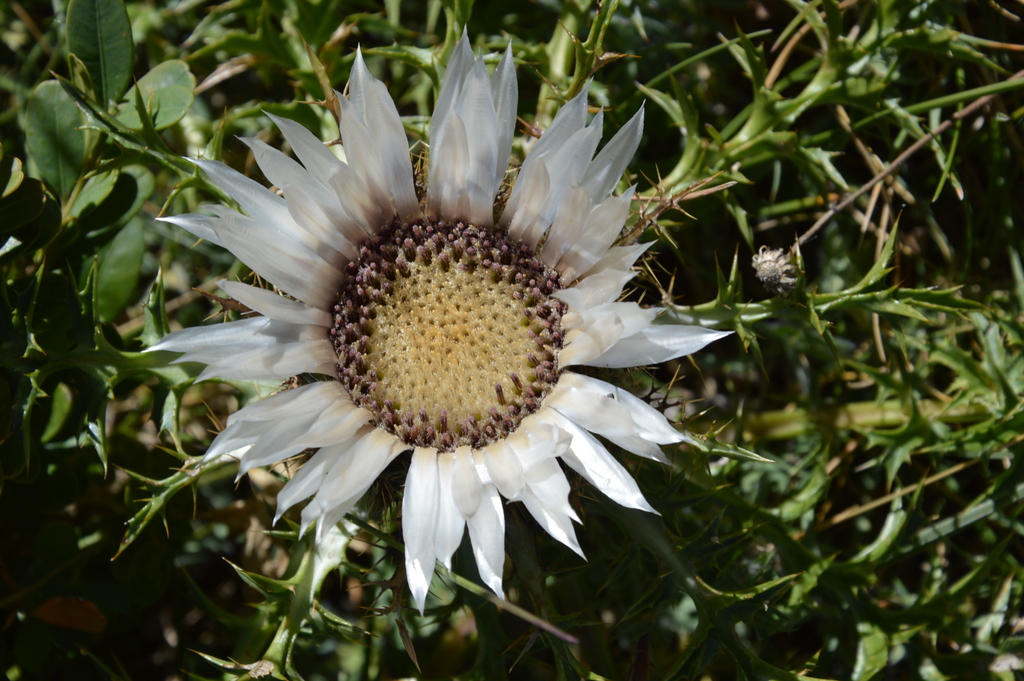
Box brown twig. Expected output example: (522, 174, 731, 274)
(797, 69, 1024, 246)
(628, 174, 736, 242)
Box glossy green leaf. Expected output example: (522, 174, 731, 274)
(25, 80, 86, 199)
(116, 60, 196, 130)
(1, 146, 25, 197)
(78, 165, 153, 232)
(70, 170, 119, 219)
(0, 175, 45, 235)
(95, 219, 144, 323)
(66, 0, 134, 105)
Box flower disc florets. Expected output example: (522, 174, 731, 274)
(330, 218, 565, 451)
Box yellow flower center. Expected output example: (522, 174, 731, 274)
(331, 219, 564, 450)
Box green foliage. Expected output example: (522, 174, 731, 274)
(2, 0, 1023, 680)
(66, 0, 134, 105)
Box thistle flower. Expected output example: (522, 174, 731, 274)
(152, 34, 729, 611)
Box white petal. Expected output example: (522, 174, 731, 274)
(556, 269, 635, 308)
(581, 105, 644, 201)
(188, 205, 343, 308)
(586, 324, 733, 369)
(524, 85, 590, 161)
(363, 80, 419, 218)
(506, 414, 570, 471)
(520, 120, 603, 246)
(228, 408, 322, 471)
(149, 316, 270, 353)
(241, 136, 308, 197)
(578, 242, 652, 280)
(501, 85, 591, 241)
(535, 408, 656, 513)
(434, 451, 466, 568)
(300, 428, 406, 530)
(205, 384, 347, 464)
(190, 158, 293, 230)
(556, 321, 624, 368)
(429, 31, 474, 155)
(276, 179, 358, 262)
(557, 301, 660, 368)
(564, 373, 683, 445)
(322, 159, 378, 237)
(345, 50, 418, 219)
(451, 445, 483, 518)
(204, 419, 272, 462)
(218, 280, 332, 327)
(338, 101, 410, 224)
(238, 403, 370, 476)
(429, 39, 507, 224)
(260, 116, 369, 243)
(403, 447, 440, 612)
(157, 213, 221, 247)
(224, 381, 346, 426)
(195, 339, 336, 382)
(152, 317, 337, 381)
(275, 443, 342, 522)
(427, 112, 471, 220)
(466, 484, 505, 598)
(265, 113, 344, 187)
(490, 44, 518, 189)
(504, 159, 550, 244)
(348, 46, 372, 113)
(523, 456, 573, 514)
(454, 60, 500, 224)
(541, 186, 592, 268)
(520, 487, 584, 558)
(164, 173, 344, 308)
(556, 188, 634, 278)
(481, 439, 524, 500)
(314, 503, 353, 543)
(559, 296, 658, 333)
(546, 372, 677, 462)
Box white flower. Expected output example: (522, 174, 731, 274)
(152, 34, 730, 612)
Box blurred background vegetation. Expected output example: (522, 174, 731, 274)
(2, 0, 1023, 679)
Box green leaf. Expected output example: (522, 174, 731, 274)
(686, 432, 774, 463)
(848, 223, 899, 294)
(116, 60, 196, 130)
(40, 382, 74, 443)
(55, 75, 194, 178)
(95, 219, 144, 323)
(83, 418, 110, 472)
(636, 82, 684, 127)
(78, 164, 154, 232)
(66, 0, 134, 105)
(864, 297, 931, 322)
(115, 457, 227, 558)
(141, 269, 170, 346)
(1, 145, 25, 196)
(0, 174, 45, 235)
(225, 559, 295, 597)
(776, 454, 829, 522)
(850, 499, 908, 564)
(852, 621, 888, 681)
(25, 80, 87, 199)
(70, 170, 119, 219)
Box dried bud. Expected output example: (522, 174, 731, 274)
(752, 245, 798, 296)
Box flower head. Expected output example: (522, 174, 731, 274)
(153, 34, 730, 611)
